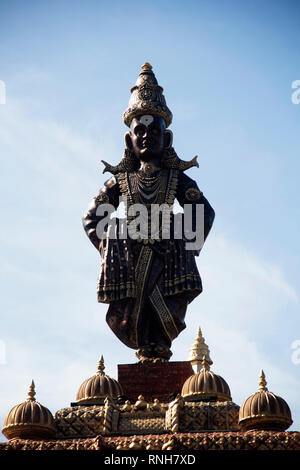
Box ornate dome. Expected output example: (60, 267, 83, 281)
(76, 356, 123, 404)
(182, 356, 232, 402)
(239, 370, 293, 431)
(2, 380, 55, 440)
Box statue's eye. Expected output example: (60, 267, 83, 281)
(135, 125, 145, 136)
(151, 127, 160, 135)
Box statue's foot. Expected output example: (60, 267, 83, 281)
(154, 344, 172, 360)
(136, 343, 172, 362)
(136, 344, 152, 362)
(137, 355, 168, 363)
(137, 355, 154, 363)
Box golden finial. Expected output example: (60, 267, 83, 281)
(121, 400, 133, 412)
(258, 369, 268, 391)
(134, 395, 148, 411)
(97, 355, 105, 375)
(27, 380, 36, 401)
(141, 62, 152, 71)
(188, 327, 213, 373)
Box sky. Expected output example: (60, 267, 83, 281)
(0, 0, 299, 439)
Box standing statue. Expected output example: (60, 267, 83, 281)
(83, 63, 214, 362)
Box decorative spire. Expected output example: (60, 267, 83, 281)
(258, 369, 268, 391)
(97, 355, 105, 375)
(27, 380, 36, 401)
(188, 327, 213, 373)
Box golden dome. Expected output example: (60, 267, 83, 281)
(76, 356, 123, 404)
(182, 356, 232, 402)
(2, 380, 55, 440)
(239, 370, 293, 431)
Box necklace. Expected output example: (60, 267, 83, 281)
(139, 161, 161, 176)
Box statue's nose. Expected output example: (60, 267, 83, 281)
(144, 128, 155, 139)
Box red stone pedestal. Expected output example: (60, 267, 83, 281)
(118, 361, 193, 403)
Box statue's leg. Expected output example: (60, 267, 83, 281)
(106, 293, 188, 361)
(135, 298, 172, 361)
(106, 298, 137, 349)
(135, 292, 189, 362)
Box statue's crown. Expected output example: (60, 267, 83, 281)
(123, 63, 173, 128)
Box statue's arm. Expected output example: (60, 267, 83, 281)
(82, 176, 120, 250)
(176, 171, 215, 242)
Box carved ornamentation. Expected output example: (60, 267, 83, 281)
(163, 147, 199, 171)
(2, 431, 300, 451)
(165, 399, 240, 433)
(55, 398, 171, 438)
(165, 395, 185, 433)
(185, 187, 203, 201)
(101, 149, 139, 175)
(55, 399, 121, 438)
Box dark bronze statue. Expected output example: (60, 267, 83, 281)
(83, 63, 214, 362)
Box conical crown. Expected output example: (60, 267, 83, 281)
(123, 63, 172, 127)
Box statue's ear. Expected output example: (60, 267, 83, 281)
(125, 132, 133, 150)
(164, 130, 173, 149)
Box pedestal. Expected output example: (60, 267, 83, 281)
(118, 360, 193, 403)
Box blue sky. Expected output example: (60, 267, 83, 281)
(0, 0, 299, 438)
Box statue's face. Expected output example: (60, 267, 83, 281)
(129, 115, 166, 161)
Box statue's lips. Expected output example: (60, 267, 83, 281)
(141, 140, 155, 150)
(140, 147, 155, 156)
